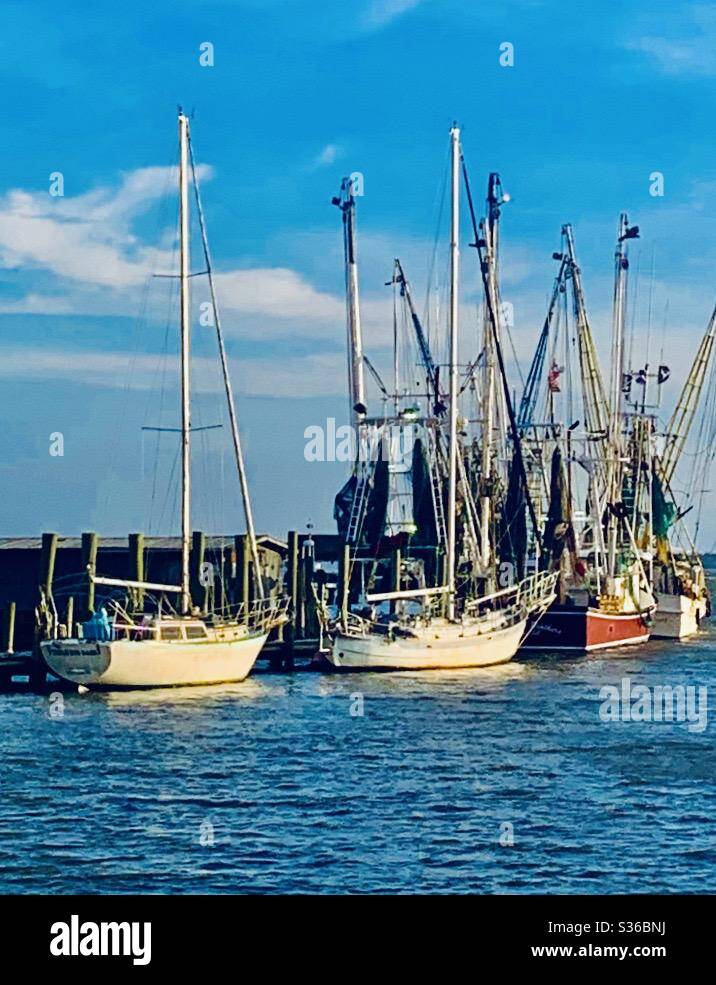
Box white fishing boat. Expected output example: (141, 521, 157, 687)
(652, 592, 699, 640)
(652, 556, 708, 639)
(327, 126, 556, 671)
(41, 112, 286, 689)
(647, 307, 716, 639)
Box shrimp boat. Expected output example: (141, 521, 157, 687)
(41, 113, 287, 689)
(328, 127, 556, 671)
(519, 219, 656, 652)
(602, 222, 713, 641)
(647, 303, 715, 638)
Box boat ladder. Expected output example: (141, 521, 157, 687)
(347, 468, 371, 545)
(426, 428, 448, 551)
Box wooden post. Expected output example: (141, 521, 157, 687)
(33, 532, 58, 690)
(220, 544, 229, 612)
(40, 532, 58, 597)
(392, 548, 401, 592)
(81, 532, 98, 618)
(341, 543, 351, 626)
(282, 531, 299, 671)
(190, 530, 206, 612)
(233, 535, 244, 606)
(65, 596, 74, 638)
(128, 533, 145, 610)
(302, 542, 317, 640)
(2, 602, 16, 654)
(241, 533, 252, 607)
(391, 546, 401, 614)
(296, 536, 306, 640)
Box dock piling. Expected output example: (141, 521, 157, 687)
(282, 530, 299, 671)
(190, 530, 207, 611)
(340, 543, 350, 626)
(81, 532, 98, 618)
(2, 602, 16, 654)
(128, 533, 145, 610)
(65, 596, 73, 638)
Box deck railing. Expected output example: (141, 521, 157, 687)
(101, 595, 290, 641)
(462, 569, 558, 617)
(341, 571, 558, 637)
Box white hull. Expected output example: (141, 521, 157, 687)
(652, 593, 700, 640)
(329, 616, 526, 671)
(41, 632, 268, 689)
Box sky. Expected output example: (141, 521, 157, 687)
(1, 0, 716, 545)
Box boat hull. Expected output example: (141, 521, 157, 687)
(329, 616, 526, 671)
(521, 604, 650, 652)
(652, 593, 700, 640)
(40, 633, 268, 689)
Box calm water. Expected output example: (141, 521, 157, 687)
(1, 629, 714, 894)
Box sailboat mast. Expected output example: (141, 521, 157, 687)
(447, 125, 460, 620)
(186, 132, 265, 600)
(343, 179, 366, 424)
(178, 112, 191, 616)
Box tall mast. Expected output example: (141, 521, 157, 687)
(187, 129, 265, 599)
(563, 225, 610, 439)
(517, 253, 569, 431)
(479, 175, 503, 570)
(335, 179, 366, 425)
(447, 125, 460, 620)
(392, 261, 400, 414)
(609, 214, 630, 458)
(178, 112, 191, 615)
(607, 214, 638, 576)
(661, 301, 716, 484)
(394, 258, 441, 411)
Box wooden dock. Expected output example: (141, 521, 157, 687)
(0, 529, 351, 690)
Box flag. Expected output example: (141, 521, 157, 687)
(547, 361, 563, 392)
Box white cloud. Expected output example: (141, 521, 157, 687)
(312, 144, 342, 168)
(628, 36, 716, 76)
(364, 0, 423, 29)
(626, 4, 716, 76)
(0, 165, 360, 339)
(214, 267, 344, 322)
(0, 346, 348, 398)
(0, 166, 210, 290)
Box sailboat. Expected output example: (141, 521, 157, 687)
(41, 112, 287, 688)
(327, 126, 556, 671)
(520, 220, 656, 652)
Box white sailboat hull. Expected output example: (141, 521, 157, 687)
(41, 633, 268, 689)
(329, 616, 526, 671)
(652, 593, 700, 640)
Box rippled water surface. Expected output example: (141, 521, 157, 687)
(1, 624, 714, 893)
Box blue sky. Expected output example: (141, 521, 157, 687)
(1, 0, 716, 544)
